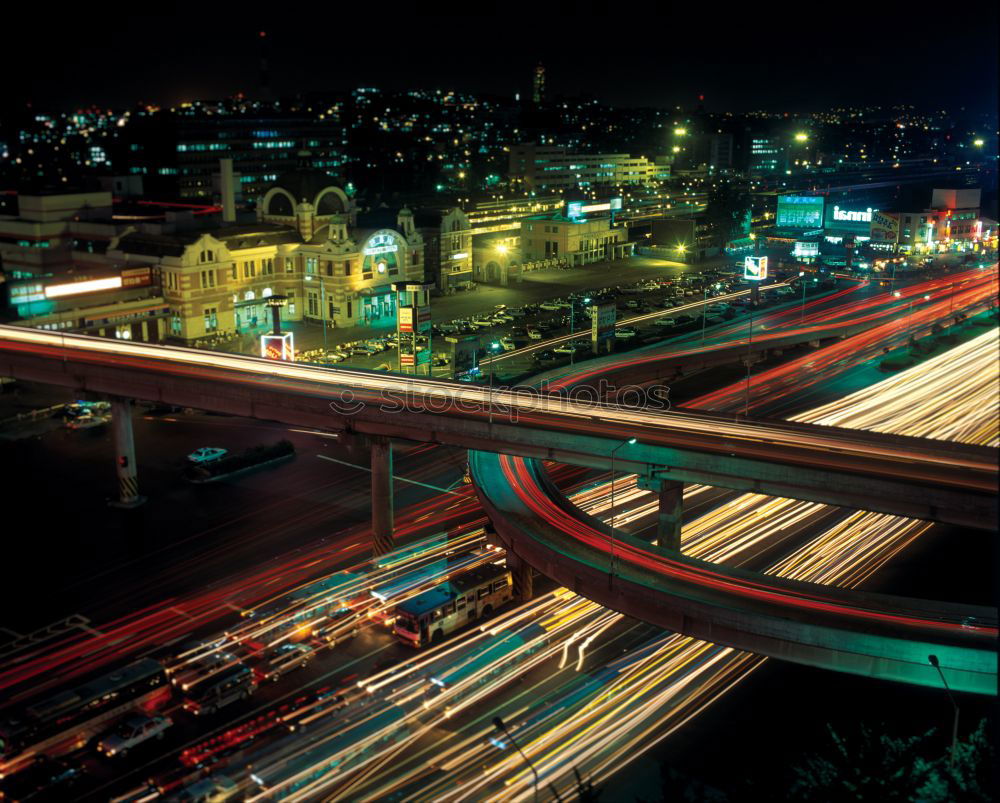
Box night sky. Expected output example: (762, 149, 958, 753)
(7, 7, 998, 113)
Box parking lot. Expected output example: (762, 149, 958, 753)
(294, 263, 811, 382)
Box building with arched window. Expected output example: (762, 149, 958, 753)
(105, 170, 425, 343)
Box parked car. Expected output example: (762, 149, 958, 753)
(553, 340, 588, 354)
(526, 327, 543, 340)
(187, 447, 228, 464)
(539, 301, 562, 311)
(653, 317, 677, 327)
(98, 713, 173, 757)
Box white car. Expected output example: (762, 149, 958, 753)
(653, 317, 677, 327)
(527, 328, 543, 340)
(188, 447, 228, 464)
(539, 301, 562, 311)
(97, 713, 172, 757)
(615, 327, 639, 339)
(553, 341, 587, 355)
(499, 338, 517, 352)
(65, 412, 110, 430)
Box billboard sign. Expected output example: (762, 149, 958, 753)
(261, 332, 294, 361)
(121, 267, 152, 288)
(869, 210, 899, 245)
(743, 256, 768, 281)
(826, 204, 878, 233)
(398, 305, 431, 333)
(566, 198, 623, 219)
(592, 302, 616, 353)
(776, 195, 824, 230)
(792, 241, 819, 258)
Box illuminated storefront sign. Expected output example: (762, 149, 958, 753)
(744, 256, 768, 281)
(261, 332, 294, 361)
(792, 241, 819, 257)
(363, 232, 399, 256)
(831, 206, 873, 223)
(566, 197, 623, 219)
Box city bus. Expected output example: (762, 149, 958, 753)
(0, 658, 169, 772)
(393, 564, 512, 647)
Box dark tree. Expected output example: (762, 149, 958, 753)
(786, 719, 995, 802)
(703, 179, 752, 248)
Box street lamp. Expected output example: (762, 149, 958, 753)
(488, 340, 501, 425)
(492, 716, 539, 803)
(701, 285, 708, 345)
(799, 271, 807, 323)
(609, 437, 638, 583)
(744, 304, 754, 416)
(928, 655, 960, 769)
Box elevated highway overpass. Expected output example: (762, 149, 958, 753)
(0, 325, 996, 532)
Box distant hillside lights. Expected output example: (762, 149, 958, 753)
(832, 206, 873, 223)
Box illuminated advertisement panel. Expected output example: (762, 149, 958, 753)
(261, 332, 294, 361)
(776, 195, 824, 229)
(825, 204, 877, 234)
(743, 256, 768, 281)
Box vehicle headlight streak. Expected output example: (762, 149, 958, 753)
(348, 329, 999, 802)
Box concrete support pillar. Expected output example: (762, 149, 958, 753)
(371, 436, 394, 556)
(506, 552, 534, 602)
(110, 398, 145, 508)
(656, 480, 684, 552)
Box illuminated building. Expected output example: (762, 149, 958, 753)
(100, 168, 425, 343)
(509, 144, 659, 192)
(116, 110, 344, 201)
(462, 195, 564, 235)
(412, 208, 473, 292)
(748, 134, 787, 175)
(533, 63, 546, 105)
(520, 209, 633, 266)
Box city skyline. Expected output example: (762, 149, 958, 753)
(6, 9, 999, 113)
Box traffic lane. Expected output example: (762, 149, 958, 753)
(79, 624, 412, 801)
(0, 410, 468, 634)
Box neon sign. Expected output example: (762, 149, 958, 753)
(364, 232, 399, 256)
(260, 332, 294, 361)
(744, 256, 768, 281)
(832, 206, 873, 223)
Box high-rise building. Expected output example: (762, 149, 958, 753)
(115, 109, 344, 202)
(533, 63, 546, 105)
(509, 144, 659, 192)
(748, 134, 787, 175)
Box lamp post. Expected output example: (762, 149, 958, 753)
(701, 285, 708, 344)
(744, 304, 754, 416)
(488, 340, 500, 425)
(928, 655, 960, 769)
(609, 437, 637, 583)
(799, 271, 807, 324)
(492, 716, 539, 803)
(305, 275, 328, 354)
